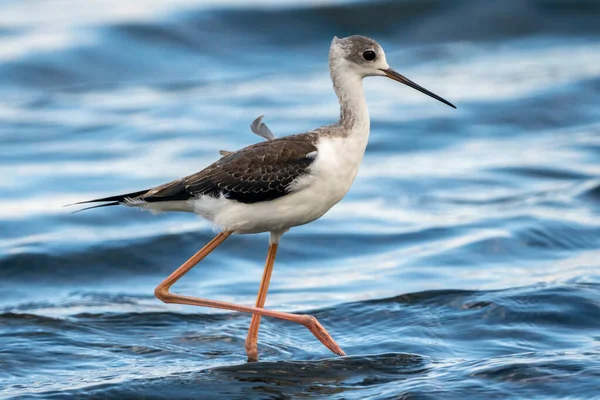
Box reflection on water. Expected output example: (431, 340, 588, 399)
(1, 0, 600, 398)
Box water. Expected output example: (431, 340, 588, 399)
(1, 0, 600, 398)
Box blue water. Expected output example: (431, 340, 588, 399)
(1, 0, 600, 398)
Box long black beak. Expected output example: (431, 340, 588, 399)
(380, 68, 456, 109)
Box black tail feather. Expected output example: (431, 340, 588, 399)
(70, 202, 120, 214)
(67, 189, 150, 206)
(65, 189, 150, 212)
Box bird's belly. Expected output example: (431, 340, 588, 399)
(192, 180, 349, 235)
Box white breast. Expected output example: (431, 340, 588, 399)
(294, 133, 369, 207)
(193, 130, 369, 235)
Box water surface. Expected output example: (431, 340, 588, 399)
(1, 0, 600, 398)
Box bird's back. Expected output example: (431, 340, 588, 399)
(142, 132, 320, 205)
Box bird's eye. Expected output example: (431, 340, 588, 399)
(362, 50, 376, 61)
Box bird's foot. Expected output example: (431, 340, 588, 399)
(245, 341, 259, 362)
(302, 315, 346, 357)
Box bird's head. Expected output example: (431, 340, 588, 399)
(329, 35, 455, 109)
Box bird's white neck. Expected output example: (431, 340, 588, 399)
(331, 68, 370, 135)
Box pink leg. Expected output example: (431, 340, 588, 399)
(245, 242, 278, 362)
(154, 232, 346, 359)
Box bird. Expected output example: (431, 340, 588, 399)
(71, 35, 456, 362)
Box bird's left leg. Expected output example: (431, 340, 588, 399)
(245, 241, 278, 362)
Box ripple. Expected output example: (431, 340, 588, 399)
(2, 0, 600, 398)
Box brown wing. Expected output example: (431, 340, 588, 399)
(142, 134, 318, 204)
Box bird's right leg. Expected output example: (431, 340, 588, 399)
(153, 231, 345, 358)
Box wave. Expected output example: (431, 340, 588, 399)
(126, 0, 600, 47)
(3, 283, 600, 398)
(1, 0, 600, 92)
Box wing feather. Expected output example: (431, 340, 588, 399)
(144, 134, 318, 204)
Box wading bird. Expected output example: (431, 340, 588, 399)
(72, 35, 455, 362)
